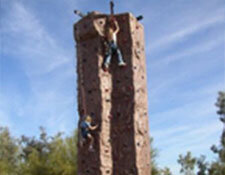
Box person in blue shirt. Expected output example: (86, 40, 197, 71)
(80, 115, 98, 151)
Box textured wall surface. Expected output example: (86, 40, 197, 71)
(74, 12, 151, 175)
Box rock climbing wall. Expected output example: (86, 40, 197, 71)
(74, 12, 151, 175)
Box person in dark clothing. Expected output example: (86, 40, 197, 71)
(80, 115, 98, 151)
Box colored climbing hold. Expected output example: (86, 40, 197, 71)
(108, 115, 113, 119)
(88, 90, 92, 94)
(123, 38, 128, 44)
(83, 24, 87, 29)
(127, 85, 133, 91)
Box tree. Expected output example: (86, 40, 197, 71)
(160, 167, 173, 175)
(178, 151, 196, 175)
(208, 91, 225, 175)
(150, 137, 161, 175)
(196, 155, 208, 175)
(18, 127, 78, 175)
(150, 137, 173, 175)
(0, 127, 19, 175)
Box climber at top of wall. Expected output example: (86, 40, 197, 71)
(102, 15, 126, 71)
(79, 115, 98, 152)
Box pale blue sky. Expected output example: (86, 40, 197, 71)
(0, 0, 224, 174)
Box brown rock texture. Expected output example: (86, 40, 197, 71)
(74, 12, 151, 175)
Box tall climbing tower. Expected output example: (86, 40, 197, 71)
(74, 11, 151, 175)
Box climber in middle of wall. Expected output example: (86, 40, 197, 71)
(80, 115, 98, 151)
(103, 15, 126, 71)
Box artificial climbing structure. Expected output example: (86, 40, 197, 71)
(74, 11, 151, 175)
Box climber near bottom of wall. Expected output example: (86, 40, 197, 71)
(79, 115, 98, 152)
(103, 15, 126, 71)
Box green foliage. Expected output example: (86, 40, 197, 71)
(150, 138, 173, 175)
(0, 126, 78, 175)
(0, 127, 19, 175)
(160, 167, 173, 175)
(150, 137, 161, 175)
(215, 91, 225, 118)
(178, 151, 196, 175)
(208, 91, 225, 175)
(196, 155, 208, 175)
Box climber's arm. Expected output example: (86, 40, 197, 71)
(115, 20, 120, 34)
(89, 124, 98, 130)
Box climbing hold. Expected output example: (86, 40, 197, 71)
(94, 47, 98, 52)
(123, 143, 128, 148)
(88, 90, 92, 94)
(127, 85, 133, 91)
(124, 75, 130, 80)
(122, 38, 128, 44)
(83, 24, 87, 29)
(116, 80, 121, 84)
(108, 115, 113, 119)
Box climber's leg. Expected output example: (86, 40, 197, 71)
(80, 130, 88, 147)
(116, 48, 126, 66)
(104, 43, 113, 69)
(87, 133, 94, 151)
(112, 43, 126, 66)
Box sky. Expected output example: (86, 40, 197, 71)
(0, 0, 224, 174)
